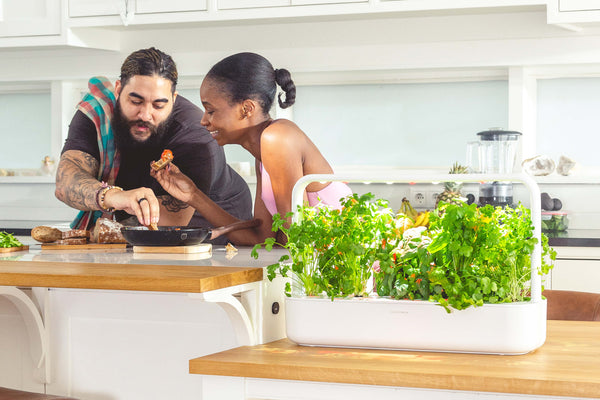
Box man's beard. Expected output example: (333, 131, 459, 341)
(112, 100, 173, 152)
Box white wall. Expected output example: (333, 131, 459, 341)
(537, 77, 600, 166)
(1, 9, 600, 226)
(0, 92, 51, 169)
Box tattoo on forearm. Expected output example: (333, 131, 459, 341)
(55, 151, 101, 211)
(159, 195, 190, 212)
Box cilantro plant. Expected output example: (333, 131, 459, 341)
(252, 193, 396, 299)
(253, 193, 555, 312)
(0, 231, 24, 248)
(376, 202, 556, 312)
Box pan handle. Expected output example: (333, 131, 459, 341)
(209, 219, 262, 240)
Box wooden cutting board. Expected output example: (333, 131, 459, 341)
(133, 243, 212, 254)
(41, 243, 128, 250)
(0, 245, 29, 253)
(132, 252, 213, 261)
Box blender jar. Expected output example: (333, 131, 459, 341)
(467, 128, 522, 206)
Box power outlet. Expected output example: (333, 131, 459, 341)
(410, 187, 440, 209)
(412, 190, 427, 207)
(430, 191, 441, 206)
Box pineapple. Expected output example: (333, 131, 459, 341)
(435, 162, 469, 208)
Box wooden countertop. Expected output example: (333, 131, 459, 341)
(0, 245, 284, 293)
(190, 320, 600, 398)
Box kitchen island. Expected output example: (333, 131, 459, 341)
(190, 320, 600, 400)
(0, 241, 287, 399)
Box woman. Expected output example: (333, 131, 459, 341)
(152, 52, 351, 245)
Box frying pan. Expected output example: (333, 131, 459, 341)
(120, 219, 261, 246)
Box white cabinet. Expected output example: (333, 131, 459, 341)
(552, 259, 600, 293)
(135, 0, 207, 13)
(69, 0, 125, 17)
(0, 0, 61, 37)
(69, 0, 207, 17)
(549, 0, 600, 23)
(551, 247, 600, 293)
(218, 0, 364, 10)
(559, 0, 600, 11)
(218, 0, 289, 10)
(291, 0, 366, 4)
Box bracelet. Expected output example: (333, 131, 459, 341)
(95, 182, 123, 213)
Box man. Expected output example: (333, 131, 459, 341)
(55, 47, 252, 241)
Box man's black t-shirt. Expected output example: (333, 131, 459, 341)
(62, 95, 252, 236)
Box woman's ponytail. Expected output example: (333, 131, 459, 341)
(275, 68, 296, 109)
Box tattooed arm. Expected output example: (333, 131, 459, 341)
(154, 195, 195, 226)
(55, 150, 103, 211)
(55, 150, 161, 226)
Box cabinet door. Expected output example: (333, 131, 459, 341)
(136, 0, 207, 13)
(560, 0, 600, 11)
(70, 0, 207, 17)
(218, 0, 290, 9)
(552, 259, 600, 293)
(0, 0, 61, 37)
(69, 0, 124, 17)
(291, 0, 366, 4)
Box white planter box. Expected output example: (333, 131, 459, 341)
(287, 173, 547, 355)
(286, 296, 547, 355)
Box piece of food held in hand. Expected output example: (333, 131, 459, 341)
(151, 149, 174, 171)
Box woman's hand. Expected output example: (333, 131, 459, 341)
(150, 162, 196, 203)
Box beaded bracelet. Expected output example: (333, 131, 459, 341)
(95, 182, 123, 213)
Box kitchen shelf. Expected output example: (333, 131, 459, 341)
(533, 174, 600, 184)
(0, 176, 56, 184)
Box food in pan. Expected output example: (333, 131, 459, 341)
(151, 149, 174, 171)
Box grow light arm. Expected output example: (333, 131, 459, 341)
(291, 172, 543, 302)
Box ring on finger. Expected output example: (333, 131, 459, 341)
(138, 197, 148, 205)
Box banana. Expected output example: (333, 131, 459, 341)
(422, 212, 430, 226)
(414, 211, 430, 227)
(414, 212, 426, 227)
(400, 197, 418, 221)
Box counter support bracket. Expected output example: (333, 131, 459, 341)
(0, 286, 49, 383)
(189, 282, 263, 346)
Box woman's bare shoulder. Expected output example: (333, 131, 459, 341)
(261, 119, 304, 147)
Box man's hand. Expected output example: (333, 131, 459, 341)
(103, 187, 160, 227)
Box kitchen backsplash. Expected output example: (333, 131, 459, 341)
(0, 169, 598, 231)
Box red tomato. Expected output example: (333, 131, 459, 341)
(161, 149, 173, 160)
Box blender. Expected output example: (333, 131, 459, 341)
(467, 128, 522, 207)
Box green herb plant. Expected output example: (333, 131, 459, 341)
(252, 193, 396, 299)
(376, 202, 556, 312)
(0, 231, 24, 248)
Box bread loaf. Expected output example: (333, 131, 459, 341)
(91, 218, 128, 244)
(55, 238, 88, 245)
(31, 226, 63, 243)
(62, 229, 90, 239)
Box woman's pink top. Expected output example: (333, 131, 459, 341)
(260, 163, 353, 216)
